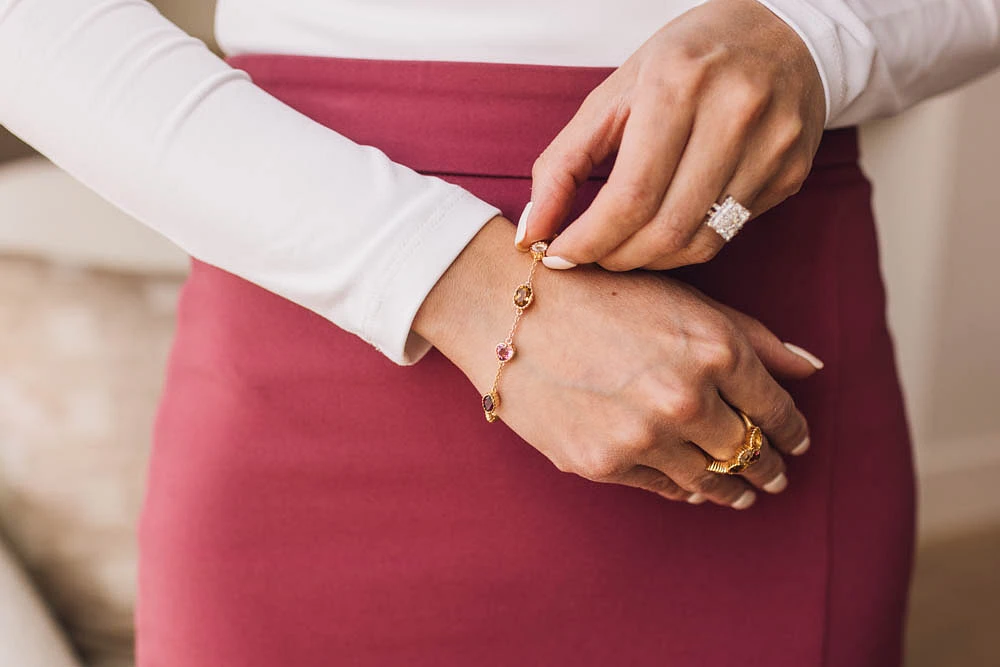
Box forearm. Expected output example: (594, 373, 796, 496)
(0, 0, 501, 365)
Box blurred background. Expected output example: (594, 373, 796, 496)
(0, 1, 997, 666)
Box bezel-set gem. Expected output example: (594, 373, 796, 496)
(706, 195, 751, 241)
(530, 240, 549, 259)
(496, 343, 515, 361)
(482, 392, 499, 422)
(513, 284, 534, 308)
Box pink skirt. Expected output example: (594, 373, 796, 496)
(137, 54, 916, 666)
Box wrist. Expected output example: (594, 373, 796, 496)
(412, 215, 534, 380)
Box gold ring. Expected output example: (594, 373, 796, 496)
(705, 411, 764, 475)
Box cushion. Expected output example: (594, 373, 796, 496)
(0, 255, 183, 667)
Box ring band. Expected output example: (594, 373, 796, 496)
(705, 411, 764, 475)
(705, 195, 751, 241)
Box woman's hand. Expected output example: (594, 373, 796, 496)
(417, 217, 822, 510)
(516, 0, 826, 271)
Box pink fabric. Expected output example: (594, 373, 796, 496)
(137, 54, 915, 666)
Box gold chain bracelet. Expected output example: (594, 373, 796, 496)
(482, 240, 549, 423)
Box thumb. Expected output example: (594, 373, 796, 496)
(517, 99, 622, 250)
(714, 303, 824, 379)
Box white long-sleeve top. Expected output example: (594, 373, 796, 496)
(1, 0, 998, 364)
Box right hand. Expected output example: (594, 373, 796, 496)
(416, 216, 821, 510)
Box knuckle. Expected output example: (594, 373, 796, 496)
(693, 333, 742, 375)
(598, 254, 639, 272)
(530, 153, 552, 183)
(608, 418, 657, 454)
(611, 181, 663, 223)
(690, 471, 729, 497)
(777, 155, 812, 197)
(649, 215, 695, 256)
(649, 477, 686, 499)
(575, 448, 630, 481)
(763, 391, 797, 428)
(685, 235, 722, 265)
(657, 388, 705, 425)
(565, 236, 605, 264)
(774, 115, 806, 153)
(729, 78, 772, 128)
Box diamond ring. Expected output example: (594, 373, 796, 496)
(705, 195, 751, 242)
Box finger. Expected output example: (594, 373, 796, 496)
(715, 342, 811, 457)
(609, 465, 706, 504)
(642, 225, 725, 270)
(519, 85, 625, 251)
(641, 143, 774, 270)
(542, 92, 695, 267)
(596, 93, 753, 271)
(733, 111, 817, 218)
(709, 302, 823, 379)
(644, 440, 756, 510)
(682, 393, 788, 495)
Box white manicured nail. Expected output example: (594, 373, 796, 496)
(791, 436, 811, 456)
(542, 255, 577, 270)
(514, 201, 532, 247)
(732, 490, 757, 510)
(762, 473, 788, 494)
(687, 493, 707, 505)
(783, 342, 825, 369)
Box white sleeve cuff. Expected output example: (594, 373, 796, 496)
(361, 184, 501, 366)
(753, 0, 878, 128)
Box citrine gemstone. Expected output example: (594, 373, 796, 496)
(513, 284, 533, 308)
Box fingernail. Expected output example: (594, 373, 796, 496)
(731, 490, 757, 510)
(783, 342, 825, 370)
(687, 493, 707, 505)
(514, 201, 532, 248)
(762, 473, 788, 494)
(542, 255, 577, 270)
(791, 436, 811, 456)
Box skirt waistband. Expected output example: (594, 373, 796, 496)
(226, 53, 858, 179)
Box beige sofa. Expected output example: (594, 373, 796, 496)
(0, 155, 188, 666)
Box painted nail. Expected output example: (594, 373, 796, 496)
(731, 490, 757, 510)
(783, 342, 825, 370)
(687, 493, 707, 505)
(762, 473, 788, 494)
(791, 436, 811, 456)
(542, 255, 577, 270)
(515, 201, 532, 247)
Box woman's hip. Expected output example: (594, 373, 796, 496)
(138, 54, 914, 666)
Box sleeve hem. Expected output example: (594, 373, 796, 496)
(361, 185, 503, 366)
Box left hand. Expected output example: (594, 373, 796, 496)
(516, 0, 827, 271)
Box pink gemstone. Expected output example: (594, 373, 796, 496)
(496, 343, 515, 361)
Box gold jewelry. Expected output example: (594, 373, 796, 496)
(705, 411, 764, 475)
(482, 240, 548, 423)
(705, 195, 751, 241)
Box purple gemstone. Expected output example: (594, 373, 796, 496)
(496, 343, 515, 361)
(482, 394, 495, 412)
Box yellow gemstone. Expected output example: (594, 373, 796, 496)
(513, 284, 533, 308)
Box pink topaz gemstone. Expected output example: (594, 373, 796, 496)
(496, 343, 515, 361)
